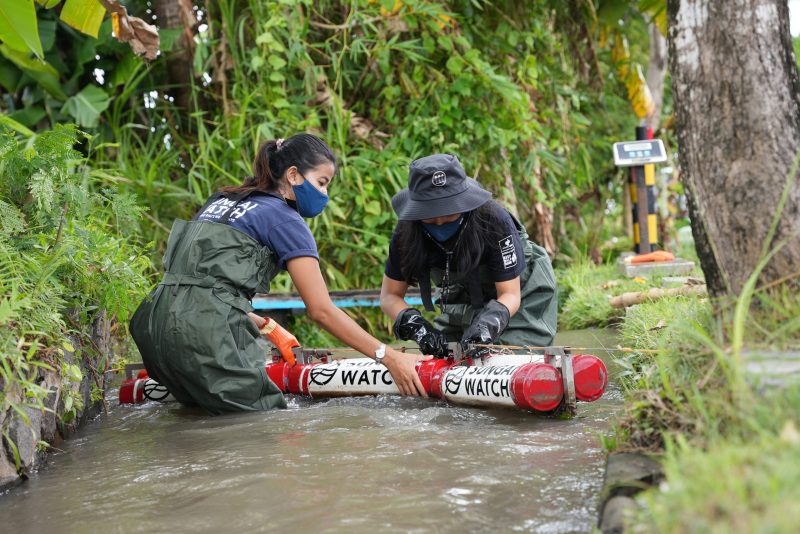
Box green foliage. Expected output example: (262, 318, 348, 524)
(59, 0, 106, 38)
(638, 414, 800, 532)
(62, 85, 110, 128)
(59, 360, 84, 422)
(611, 291, 798, 527)
(6, 2, 656, 281)
(794, 36, 800, 69)
(0, 3, 149, 131)
(91, 0, 644, 280)
(619, 296, 713, 360)
(607, 160, 800, 529)
(607, 281, 799, 457)
(0, 125, 151, 431)
(0, 0, 45, 58)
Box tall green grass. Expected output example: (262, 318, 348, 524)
(613, 156, 800, 531)
(641, 406, 800, 533)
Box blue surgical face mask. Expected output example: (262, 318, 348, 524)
(422, 216, 464, 242)
(292, 174, 329, 218)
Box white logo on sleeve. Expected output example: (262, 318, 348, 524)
(499, 235, 517, 269)
(432, 170, 447, 186)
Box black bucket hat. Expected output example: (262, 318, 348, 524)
(391, 153, 492, 221)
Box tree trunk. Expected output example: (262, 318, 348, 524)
(524, 157, 557, 257)
(645, 23, 668, 132)
(153, 0, 195, 112)
(667, 0, 800, 297)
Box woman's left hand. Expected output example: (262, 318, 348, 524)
(382, 348, 432, 397)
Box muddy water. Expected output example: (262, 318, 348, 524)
(0, 329, 621, 533)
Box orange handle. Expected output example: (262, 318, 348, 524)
(629, 250, 675, 264)
(260, 317, 299, 366)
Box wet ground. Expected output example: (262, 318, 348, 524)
(0, 329, 622, 533)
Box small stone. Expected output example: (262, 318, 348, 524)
(6, 407, 43, 471)
(604, 452, 663, 497)
(600, 495, 638, 534)
(0, 451, 20, 491)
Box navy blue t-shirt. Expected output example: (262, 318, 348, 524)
(384, 208, 526, 282)
(195, 192, 318, 269)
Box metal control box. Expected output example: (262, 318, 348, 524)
(612, 139, 667, 167)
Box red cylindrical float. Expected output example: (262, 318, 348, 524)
(119, 377, 174, 404)
(572, 354, 608, 402)
(417, 359, 451, 393)
(510, 363, 564, 412)
(266, 360, 288, 392)
(285, 361, 308, 395)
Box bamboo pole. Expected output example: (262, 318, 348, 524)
(609, 284, 707, 308)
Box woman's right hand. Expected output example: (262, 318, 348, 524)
(392, 308, 450, 358)
(381, 348, 432, 397)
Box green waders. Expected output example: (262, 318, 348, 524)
(431, 224, 558, 347)
(130, 219, 287, 414)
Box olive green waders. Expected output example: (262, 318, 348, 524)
(431, 225, 558, 347)
(130, 219, 287, 414)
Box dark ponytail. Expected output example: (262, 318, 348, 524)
(220, 133, 336, 196)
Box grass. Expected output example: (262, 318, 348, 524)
(602, 236, 799, 531)
(635, 387, 800, 533)
(561, 249, 800, 531)
(556, 258, 702, 330)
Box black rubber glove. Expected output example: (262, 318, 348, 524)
(393, 308, 449, 357)
(460, 299, 511, 351)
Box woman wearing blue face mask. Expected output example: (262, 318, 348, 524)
(130, 134, 430, 414)
(380, 153, 558, 358)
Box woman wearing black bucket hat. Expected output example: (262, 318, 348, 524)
(380, 153, 558, 356)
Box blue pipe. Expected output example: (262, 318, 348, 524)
(252, 297, 424, 310)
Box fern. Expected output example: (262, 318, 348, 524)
(0, 199, 26, 235)
(0, 124, 152, 431)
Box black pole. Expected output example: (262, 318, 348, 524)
(634, 126, 651, 254)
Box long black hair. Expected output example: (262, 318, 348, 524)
(220, 133, 336, 196)
(394, 199, 513, 283)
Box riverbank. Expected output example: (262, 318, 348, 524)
(0, 126, 151, 490)
(556, 259, 800, 531)
(0, 321, 108, 491)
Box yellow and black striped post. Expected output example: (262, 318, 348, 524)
(629, 126, 658, 253)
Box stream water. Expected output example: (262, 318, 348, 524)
(0, 329, 621, 533)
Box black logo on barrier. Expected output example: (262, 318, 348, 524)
(309, 366, 337, 386)
(444, 366, 467, 395)
(143, 381, 171, 401)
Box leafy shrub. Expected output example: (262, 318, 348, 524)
(0, 125, 151, 423)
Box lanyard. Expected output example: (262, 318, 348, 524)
(422, 213, 471, 313)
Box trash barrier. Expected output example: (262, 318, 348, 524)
(120, 346, 607, 416)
